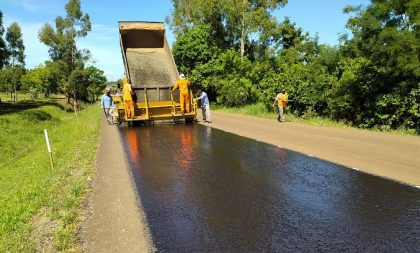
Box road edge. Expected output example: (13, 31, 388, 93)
(81, 118, 155, 252)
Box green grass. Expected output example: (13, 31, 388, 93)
(214, 102, 417, 136)
(213, 102, 278, 120)
(0, 92, 65, 102)
(0, 100, 101, 252)
(0, 92, 33, 102)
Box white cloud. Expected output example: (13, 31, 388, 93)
(81, 43, 124, 81)
(3, 0, 61, 12)
(89, 24, 119, 41)
(3, 15, 50, 68)
(79, 23, 124, 81)
(23, 25, 50, 68)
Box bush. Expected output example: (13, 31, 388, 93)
(191, 49, 258, 106)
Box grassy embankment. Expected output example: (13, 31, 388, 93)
(0, 92, 65, 102)
(0, 99, 101, 252)
(214, 102, 417, 136)
(0, 92, 32, 102)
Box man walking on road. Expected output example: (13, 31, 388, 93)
(273, 88, 288, 123)
(101, 87, 114, 125)
(171, 73, 191, 114)
(195, 89, 212, 123)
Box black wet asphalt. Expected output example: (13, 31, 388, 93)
(120, 124, 420, 252)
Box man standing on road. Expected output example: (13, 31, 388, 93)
(273, 88, 288, 123)
(101, 87, 114, 125)
(195, 89, 212, 123)
(171, 73, 190, 114)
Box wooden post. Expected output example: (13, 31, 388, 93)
(44, 129, 54, 170)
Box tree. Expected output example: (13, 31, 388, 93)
(316, 44, 340, 74)
(39, 0, 91, 103)
(44, 60, 71, 100)
(20, 65, 53, 99)
(224, 0, 288, 57)
(167, 0, 229, 49)
(0, 66, 25, 99)
(0, 11, 8, 69)
(68, 68, 88, 102)
(337, 0, 420, 129)
(6, 22, 25, 67)
(273, 17, 306, 50)
(168, 0, 419, 133)
(0, 68, 11, 92)
(172, 24, 219, 74)
(84, 66, 107, 102)
(191, 49, 258, 106)
(6, 22, 25, 102)
(167, 0, 288, 57)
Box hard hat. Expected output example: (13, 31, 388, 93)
(179, 73, 185, 79)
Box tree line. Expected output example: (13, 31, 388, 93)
(0, 0, 108, 104)
(168, 0, 419, 133)
(0, 12, 25, 102)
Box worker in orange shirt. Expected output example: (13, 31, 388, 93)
(122, 76, 136, 119)
(273, 88, 288, 122)
(171, 73, 190, 114)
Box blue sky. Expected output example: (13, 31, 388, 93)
(1, 0, 368, 81)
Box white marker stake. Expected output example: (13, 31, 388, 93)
(44, 129, 54, 170)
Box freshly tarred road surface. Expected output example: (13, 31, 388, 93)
(205, 111, 420, 186)
(83, 112, 420, 252)
(121, 123, 419, 252)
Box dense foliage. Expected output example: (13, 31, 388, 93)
(170, 0, 420, 132)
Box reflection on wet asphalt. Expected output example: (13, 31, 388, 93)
(120, 124, 420, 252)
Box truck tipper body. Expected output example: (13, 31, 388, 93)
(114, 21, 196, 124)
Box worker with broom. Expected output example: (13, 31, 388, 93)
(273, 88, 288, 123)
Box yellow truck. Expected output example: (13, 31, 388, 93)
(114, 21, 197, 124)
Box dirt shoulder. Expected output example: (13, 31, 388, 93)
(81, 119, 155, 252)
(200, 111, 420, 186)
